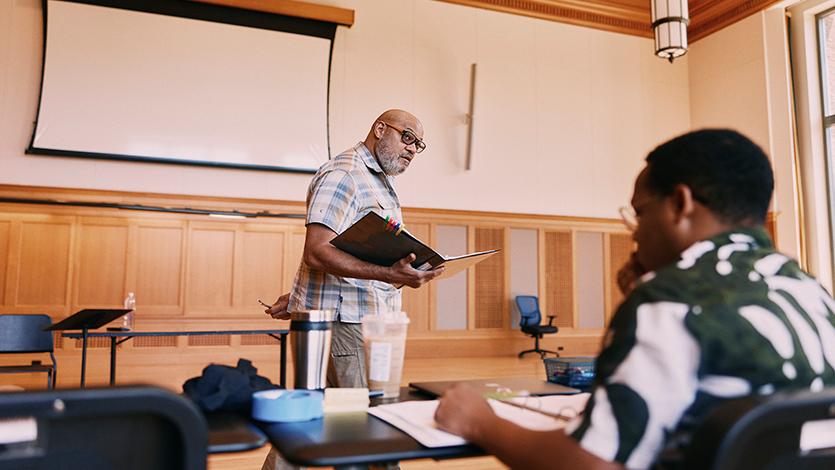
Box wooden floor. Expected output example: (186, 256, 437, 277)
(208, 355, 550, 470)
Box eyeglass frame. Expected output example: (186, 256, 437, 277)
(379, 121, 426, 153)
(619, 191, 710, 232)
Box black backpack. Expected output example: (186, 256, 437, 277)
(182, 358, 278, 413)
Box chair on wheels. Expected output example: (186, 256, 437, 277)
(0, 386, 208, 470)
(683, 387, 835, 470)
(0, 314, 57, 389)
(515, 295, 559, 358)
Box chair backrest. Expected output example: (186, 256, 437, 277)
(684, 387, 835, 470)
(515, 295, 542, 328)
(0, 386, 208, 470)
(0, 314, 54, 354)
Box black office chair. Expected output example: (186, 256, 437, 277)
(0, 314, 57, 389)
(683, 387, 835, 470)
(515, 295, 559, 358)
(0, 386, 208, 470)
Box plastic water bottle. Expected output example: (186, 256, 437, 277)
(122, 292, 136, 330)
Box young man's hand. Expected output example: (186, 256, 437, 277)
(616, 253, 647, 296)
(434, 384, 496, 442)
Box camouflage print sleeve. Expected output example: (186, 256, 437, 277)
(567, 287, 701, 469)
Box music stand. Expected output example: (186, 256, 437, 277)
(45, 309, 132, 388)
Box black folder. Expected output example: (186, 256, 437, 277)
(330, 211, 498, 280)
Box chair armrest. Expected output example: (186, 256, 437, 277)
(547, 315, 556, 326)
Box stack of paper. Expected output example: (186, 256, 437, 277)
(323, 388, 370, 413)
(367, 393, 590, 448)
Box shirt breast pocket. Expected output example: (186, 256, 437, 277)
(372, 187, 400, 212)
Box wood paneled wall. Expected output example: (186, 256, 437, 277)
(0, 185, 782, 391)
(543, 230, 574, 328)
(474, 228, 506, 329)
(0, 187, 634, 333)
(1, 184, 731, 391)
(1, 214, 304, 320)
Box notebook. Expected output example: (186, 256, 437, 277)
(330, 211, 498, 281)
(368, 393, 591, 448)
(409, 377, 580, 398)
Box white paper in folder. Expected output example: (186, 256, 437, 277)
(367, 393, 590, 448)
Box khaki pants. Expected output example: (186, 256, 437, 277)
(327, 321, 367, 388)
(261, 321, 368, 470)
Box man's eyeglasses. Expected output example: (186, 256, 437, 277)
(619, 192, 710, 231)
(380, 121, 426, 154)
(618, 206, 640, 232)
(618, 196, 656, 232)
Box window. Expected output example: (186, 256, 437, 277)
(817, 7, 835, 279)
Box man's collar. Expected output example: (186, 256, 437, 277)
(356, 142, 384, 174)
(635, 226, 775, 288)
(702, 226, 774, 250)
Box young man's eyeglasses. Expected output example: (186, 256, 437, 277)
(619, 206, 640, 232)
(619, 191, 710, 232)
(618, 197, 656, 232)
(380, 121, 426, 153)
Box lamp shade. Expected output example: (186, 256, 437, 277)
(651, 0, 689, 62)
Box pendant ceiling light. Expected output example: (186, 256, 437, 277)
(651, 0, 689, 63)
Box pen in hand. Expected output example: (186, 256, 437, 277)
(260, 294, 291, 320)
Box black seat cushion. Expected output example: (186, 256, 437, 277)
(522, 325, 558, 335)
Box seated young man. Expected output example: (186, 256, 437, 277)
(434, 129, 835, 469)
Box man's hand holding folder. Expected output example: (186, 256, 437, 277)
(330, 212, 499, 287)
(390, 253, 445, 288)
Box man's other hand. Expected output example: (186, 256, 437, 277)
(390, 253, 445, 288)
(616, 253, 647, 296)
(266, 293, 290, 320)
(434, 384, 495, 442)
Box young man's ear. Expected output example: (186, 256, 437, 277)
(670, 184, 696, 223)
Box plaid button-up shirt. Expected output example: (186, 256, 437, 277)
(288, 142, 403, 322)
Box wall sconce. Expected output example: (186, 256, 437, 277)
(652, 0, 689, 63)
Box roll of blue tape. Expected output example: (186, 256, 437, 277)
(251, 389, 324, 422)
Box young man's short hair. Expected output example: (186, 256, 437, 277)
(645, 129, 774, 225)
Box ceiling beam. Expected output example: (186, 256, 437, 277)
(435, 0, 652, 38)
(189, 0, 355, 26)
(436, 0, 783, 42)
(689, 0, 783, 41)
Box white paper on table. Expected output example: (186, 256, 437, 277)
(368, 400, 466, 448)
(367, 393, 591, 448)
(0, 417, 37, 444)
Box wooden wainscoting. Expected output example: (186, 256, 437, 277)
(0, 184, 633, 391)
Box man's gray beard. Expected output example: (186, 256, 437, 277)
(376, 143, 407, 176)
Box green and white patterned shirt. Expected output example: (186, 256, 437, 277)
(568, 228, 835, 469)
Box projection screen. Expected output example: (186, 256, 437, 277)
(28, 0, 336, 173)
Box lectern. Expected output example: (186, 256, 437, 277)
(45, 309, 131, 388)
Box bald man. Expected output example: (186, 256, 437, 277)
(265, 109, 443, 386)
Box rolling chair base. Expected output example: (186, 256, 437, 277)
(518, 349, 559, 358)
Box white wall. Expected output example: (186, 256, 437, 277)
(688, 10, 805, 266)
(0, 0, 690, 218)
